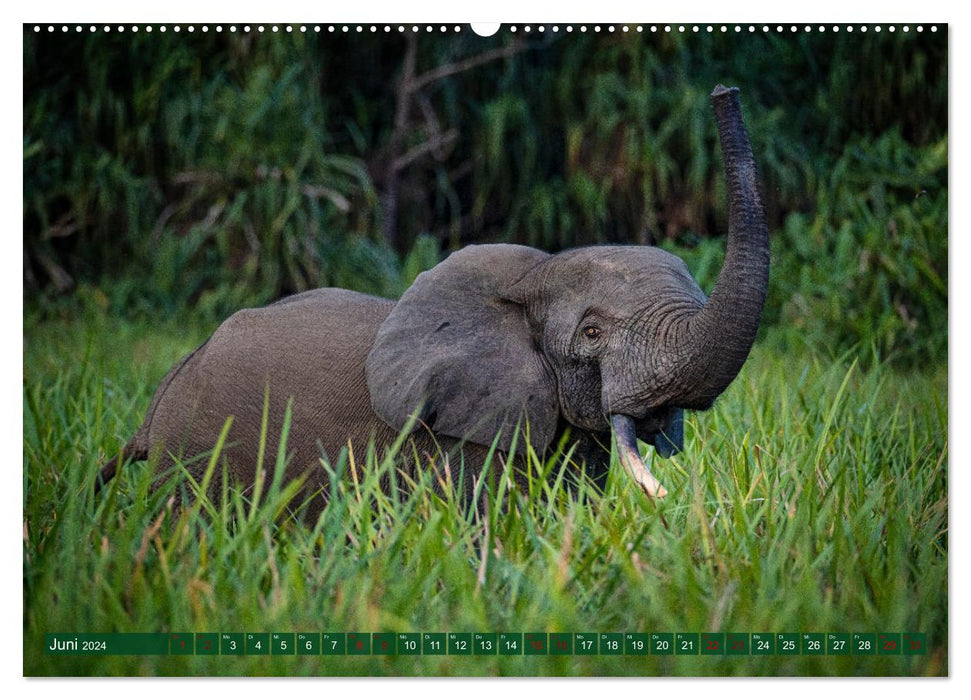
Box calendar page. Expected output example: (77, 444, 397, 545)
(23, 18, 948, 678)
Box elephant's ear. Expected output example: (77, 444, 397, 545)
(366, 244, 557, 454)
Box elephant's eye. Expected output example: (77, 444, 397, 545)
(582, 324, 602, 340)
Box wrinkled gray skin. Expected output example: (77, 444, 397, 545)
(98, 85, 768, 518)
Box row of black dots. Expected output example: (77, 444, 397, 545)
(32, 24, 940, 34)
(29, 25, 464, 33)
(509, 25, 938, 33)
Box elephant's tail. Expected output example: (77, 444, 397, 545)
(95, 339, 208, 496)
(94, 435, 148, 495)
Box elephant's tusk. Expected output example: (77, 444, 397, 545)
(610, 414, 668, 499)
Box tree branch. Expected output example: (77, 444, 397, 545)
(411, 42, 525, 92)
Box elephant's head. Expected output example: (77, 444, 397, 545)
(365, 85, 769, 497)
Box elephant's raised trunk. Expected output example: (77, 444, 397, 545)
(677, 85, 770, 406)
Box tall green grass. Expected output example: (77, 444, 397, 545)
(23, 312, 947, 675)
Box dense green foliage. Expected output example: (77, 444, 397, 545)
(24, 27, 946, 364)
(23, 312, 947, 675)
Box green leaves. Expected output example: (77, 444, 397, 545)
(25, 30, 946, 347)
(773, 130, 947, 367)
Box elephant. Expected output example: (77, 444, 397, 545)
(96, 84, 769, 518)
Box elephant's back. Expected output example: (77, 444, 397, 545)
(146, 288, 399, 485)
(216, 288, 394, 356)
(206, 288, 394, 394)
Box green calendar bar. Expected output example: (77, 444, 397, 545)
(347, 632, 370, 655)
(676, 632, 699, 655)
(651, 633, 673, 655)
(398, 633, 422, 655)
(196, 633, 219, 655)
(525, 633, 548, 655)
(903, 633, 927, 655)
(44, 633, 169, 655)
(246, 633, 269, 655)
(169, 633, 194, 655)
(42, 631, 930, 656)
(625, 633, 648, 655)
(726, 633, 749, 656)
(853, 633, 876, 655)
(777, 633, 799, 655)
(701, 633, 724, 655)
(448, 633, 472, 655)
(600, 633, 623, 655)
(802, 633, 825, 656)
(321, 633, 346, 655)
(574, 633, 597, 655)
(297, 633, 320, 655)
(272, 633, 294, 655)
(221, 633, 244, 655)
(878, 633, 902, 655)
(373, 633, 395, 655)
(499, 633, 522, 655)
(752, 633, 774, 655)
(473, 633, 496, 655)
(550, 633, 572, 655)
(827, 633, 851, 656)
(422, 633, 446, 655)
